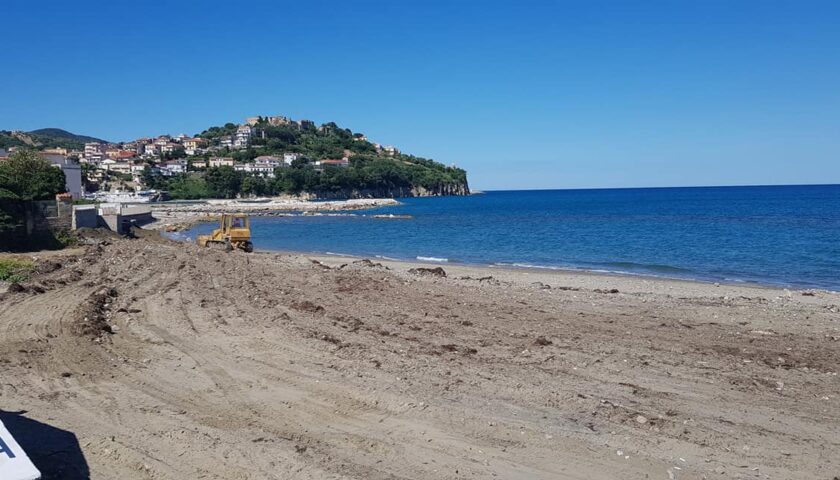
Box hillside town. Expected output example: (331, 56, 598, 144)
(0, 115, 404, 201)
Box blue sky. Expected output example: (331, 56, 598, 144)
(2, 0, 839, 190)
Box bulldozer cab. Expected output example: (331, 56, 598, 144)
(221, 214, 250, 245)
(226, 214, 249, 231)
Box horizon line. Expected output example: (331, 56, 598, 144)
(478, 183, 840, 192)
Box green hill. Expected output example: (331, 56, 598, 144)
(0, 128, 107, 151)
(29, 128, 107, 145)
(183, 119, 470, 199)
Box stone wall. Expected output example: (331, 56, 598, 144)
(0, 199, 72, 250)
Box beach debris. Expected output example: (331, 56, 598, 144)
(635, 415, 648, 424)
(440, 344, 477, 355)
(317, 333, 342, 346)
(594, 288, 620, 294)
(353, 259, 388, 269)
(291, 301, 325, 314)
(409, 267, 447, 278)
(310, 259, 331, 270)
(534, 336, 553, 346)
(71, 286, 119, 338)
(458, 275, 495, 282)
(531, 282, 551, 290)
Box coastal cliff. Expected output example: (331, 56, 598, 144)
(310, 182, 470, 200)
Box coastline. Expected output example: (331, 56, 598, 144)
(274, 248, 839, 297)
(144, 196, 400, 231)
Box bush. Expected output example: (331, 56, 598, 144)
(0, 258, 35, 282)
(52, 229, 79, 247)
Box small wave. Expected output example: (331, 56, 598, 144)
(598, 261, 693, 274)
(511, 263, 562, 270)
(375, 255, 400, 261)
(417, 256, 449, 263)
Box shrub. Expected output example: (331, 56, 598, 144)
(0, 258, 35, 282)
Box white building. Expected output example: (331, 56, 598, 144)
(283, 152, 303, 165)
(314, 158, 350, 172)
(143, 143, 159, 157)
(84, 142, 106, 163)
(209, 157, 235, 167)
(161, 159, 188, 175)
(234, 162, 275, 177)
(41, 153, 83, 199)
(233, 125, 254, 148)
(254, 155, 282, 168)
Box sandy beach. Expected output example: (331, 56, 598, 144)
(1, 232, 839, 479)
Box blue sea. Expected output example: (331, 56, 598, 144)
(179, 185, 840, 291)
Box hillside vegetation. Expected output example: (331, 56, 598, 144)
(0, 128, 107, 151)
(164, 119, 469, 199)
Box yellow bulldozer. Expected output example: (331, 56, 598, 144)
(197, 214, 254, 252)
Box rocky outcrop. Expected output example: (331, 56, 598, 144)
(311, 182, 470, 200)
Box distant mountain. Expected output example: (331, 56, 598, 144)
(0, 128, 107, 151)
(28, 128, 107, 145)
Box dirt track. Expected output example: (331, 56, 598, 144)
(1, 233, 839, 479)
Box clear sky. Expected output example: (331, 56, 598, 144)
(2, 0, 839, 190)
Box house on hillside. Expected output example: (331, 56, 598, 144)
(268, 115, 290, 126)
(143, 143, 159, 157)
(161, 159, 188, 175)
(234, 162, 276, 177)
(190, 159, 208, 169)
(314, 158, 349, 172)
(282, 152, 303, 165)
(84, 142, 106, 163)
(182, 137, 206, 155)
(233, 125, 254, 148)
(160, 143, 181, 155)
(209, 157, 235, 167)
(254, 155, 282, 168)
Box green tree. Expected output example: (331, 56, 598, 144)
(0, 149, 66, 200)
(167, 174, 209, 199)
(241, 175, 267, 197)
(204, 166, 242, 199)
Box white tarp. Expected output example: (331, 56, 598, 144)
(0, 419, 41, 480)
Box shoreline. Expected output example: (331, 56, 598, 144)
(241, 246, 838, 295)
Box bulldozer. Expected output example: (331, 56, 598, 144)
(197, 213, 254, 252)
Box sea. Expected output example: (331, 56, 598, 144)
(177, 185, 840, 291)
